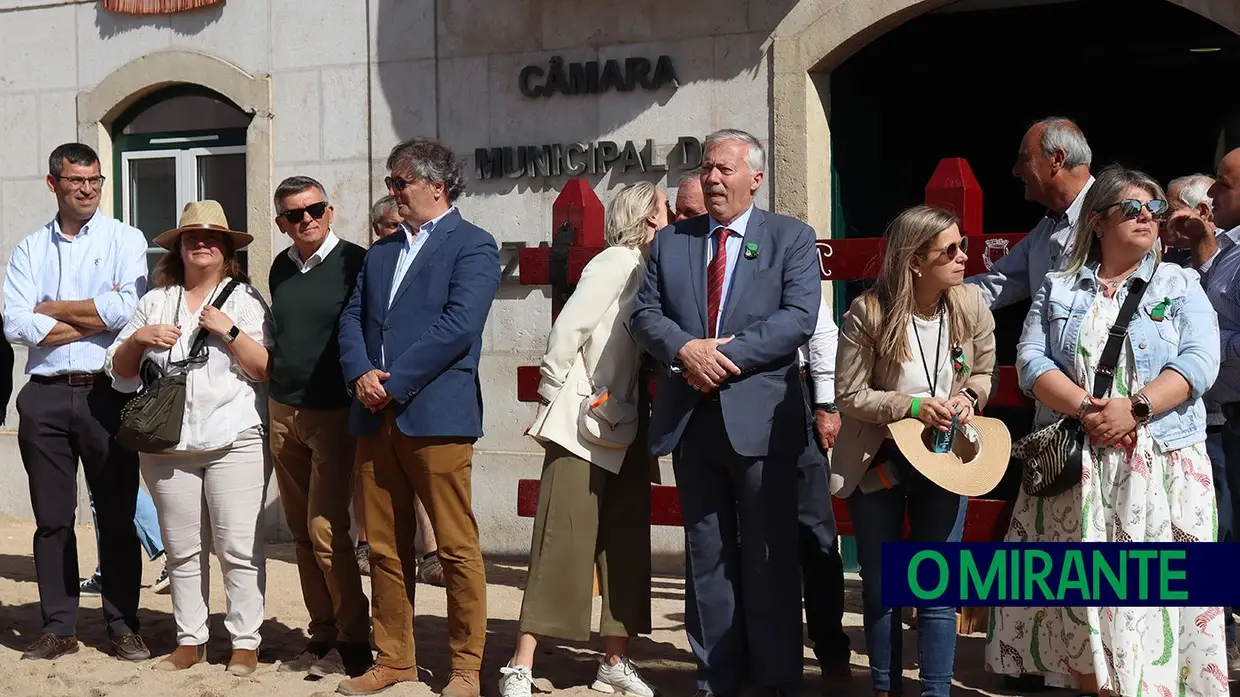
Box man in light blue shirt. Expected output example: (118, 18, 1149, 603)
(2, 143, 150, 662)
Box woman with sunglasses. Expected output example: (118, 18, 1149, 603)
(832, 205, 996, 697)
(987, 166, 1223, 697)
(105, 200, 273, 676)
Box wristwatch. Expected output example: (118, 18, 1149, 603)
(959, 387, 980, 410)
(224, 325, 240, 343)
(1131, 393, 1153, 425)
(814, 402, 839, 413)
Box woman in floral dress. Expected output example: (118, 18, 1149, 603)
(986, 166, 1224, 697)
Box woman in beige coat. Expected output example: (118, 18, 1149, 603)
(498, 182, 669, 697)
(831, 205, 996, 697)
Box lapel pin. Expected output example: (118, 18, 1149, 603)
(743, 242, 759, 260)
(951, 346, 968, 375)
(1149, 297, 1171, 322)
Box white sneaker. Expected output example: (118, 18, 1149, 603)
(499, 661, 534, 697)
(590, 657, 657, 697)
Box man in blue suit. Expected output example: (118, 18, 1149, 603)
(336, 139, 500, 697)
(631, 128, 821, 697)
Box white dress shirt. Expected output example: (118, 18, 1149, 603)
(3, 210, 148, 376)
(104, 281, 273, 452)
(706, 204, 755, 336)
(797, 294, 837, 403)
(287, 231, 340, 274)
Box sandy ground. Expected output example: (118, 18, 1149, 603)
(0, 515, 1023, 697)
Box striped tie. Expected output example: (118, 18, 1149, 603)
(706, 228, 732, 338)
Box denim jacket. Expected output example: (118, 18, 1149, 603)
(1016, 254, 1220, 452)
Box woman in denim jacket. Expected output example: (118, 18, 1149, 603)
(986, 166, 1224, 697)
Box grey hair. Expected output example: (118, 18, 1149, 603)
(370, 195, 400, 227)
(386, 138, 466, 203)
(704, 128, 765, 173)
(1169, 173, 1214, 210)
(1062, 165, 1165, 276)
(677, 170, 701, 188)
(1035, 117, 1092, 169)
(605, 182, 660, 250)
(273, 175, 328, 211)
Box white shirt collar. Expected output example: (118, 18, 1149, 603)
(402, 206, 457, 246)
(1062, 175, 1095, 227)
(708, 203, 755, 238)
(287, 231, 340, 271)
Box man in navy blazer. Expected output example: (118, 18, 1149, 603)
(631, 129, 821, 697)
(337, 139, 500, 697)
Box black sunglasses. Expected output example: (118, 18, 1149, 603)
(278, 201, 329, 224)
(385, 176, 412, 192)
(1098, 199, 1168, 220)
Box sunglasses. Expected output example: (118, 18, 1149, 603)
(385, 176, 412, 192)
(926, 236, 969, 260)
(278, 201, 329, 224)
(1098, 199, 1168, 220)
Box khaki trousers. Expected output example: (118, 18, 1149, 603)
(269, 399, 370, 645)
(519, 441, 653, 641)
(358, 409, 487, 671)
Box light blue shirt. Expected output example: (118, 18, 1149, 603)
(706, 204, 754, 336)
(1201, 225, 1240, 408)
(3, 210, 148, 376)
(387, 206, 456, 309)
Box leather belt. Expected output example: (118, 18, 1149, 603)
(30, 372, 101, 387)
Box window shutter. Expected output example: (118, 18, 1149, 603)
(101, 0, 223, 14)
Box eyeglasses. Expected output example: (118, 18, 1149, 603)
(926, 236, 969, 260)
(384, 176, 413, 192)
(278, 201, 329, 224)
(1098, 199, 1169, 220)
(55, 175, 106, 190)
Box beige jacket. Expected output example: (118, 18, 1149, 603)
(525, 246, 646, 473)
(830, 283, 996, 497)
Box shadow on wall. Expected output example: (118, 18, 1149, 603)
(372, 0, 803, 200)
(92, 1, 224, 39)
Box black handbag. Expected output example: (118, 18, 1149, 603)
(117, 280, 240, 453)
(1012, 268, 1155, 497)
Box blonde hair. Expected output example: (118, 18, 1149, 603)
(859, 205, 970, 363)
(1061, 165, 1165, 276)
(605, 182, 660, 249)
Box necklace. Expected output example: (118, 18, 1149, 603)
(912, 307, 945, 398)
(912, 298, 944, 322)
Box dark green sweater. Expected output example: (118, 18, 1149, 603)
(268, 240, 367, 410)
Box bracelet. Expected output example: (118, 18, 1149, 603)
(1075, 394, 1092, 419)
(911, 397, 922, 419)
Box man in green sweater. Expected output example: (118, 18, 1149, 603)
(267, 176, 372, 678)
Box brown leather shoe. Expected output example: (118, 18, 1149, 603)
(112, 633, 151, 662)
(336, 664, 418, 695)
(21, 633, 79, 660)
(441, 669, 481, 697)
(227, 648, 259, 676)
(154, 644, 206, 671)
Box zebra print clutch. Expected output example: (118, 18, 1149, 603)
(1011, 417, 1084, 498)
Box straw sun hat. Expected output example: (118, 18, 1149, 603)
(152, 200, 254, 250)
(886, 415, 1011, 496)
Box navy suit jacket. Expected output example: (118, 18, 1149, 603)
(337, 209, 500, 437)
(630, 206, 821, 459)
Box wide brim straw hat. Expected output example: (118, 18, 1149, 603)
(886, 415, 1011, 497)
(152, 200, 254, 250)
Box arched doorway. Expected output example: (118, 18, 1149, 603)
(111, 85, 251, 272)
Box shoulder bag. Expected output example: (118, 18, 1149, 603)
(576, 343, 640, 450)
(117, 279, 241, 453)
(1012, 268, 1155, 497)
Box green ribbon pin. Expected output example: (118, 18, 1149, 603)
(743, 242, 759, 259)
(1150, 297, 1171, 322)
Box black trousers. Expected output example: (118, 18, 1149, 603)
(17, 377, 141, 637)
(799, 380, 848, 663)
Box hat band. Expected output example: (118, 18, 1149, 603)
(177, 223, 234, 234)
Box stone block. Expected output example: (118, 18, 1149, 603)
(272, 70, 321, 164)
(370, 0, 436, 63)
(370, 59, 438, 157)
(713, 33, 772, 140)
(436, 56, 489, 158)
(595, 38, 714, 144)
(1, 179, 54, 251)
(538, 0, 653, 51)
(484, 287, 550, 355)
(271, 0, 367, 70)
(476, 352, 544, 454)
(486, 49, 600, 145)
(650, 0, 750, 39)
(322, 65, 370, 161)
(77, 2, 172, 89)
(0, 4, 77, 91)
(38, 92, 79, 169)
(460, 185, 552, 246)
(437, 0, 541, 58)
(0, 95, 41, 179)
(170, 0, 271, 74)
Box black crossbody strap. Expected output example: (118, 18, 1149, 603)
(185, 278, 242, 360)
(1091, 265, 1156, 399)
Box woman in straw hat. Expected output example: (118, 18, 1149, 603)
(832, 204, 997, 697)
(104, 200, 273, 676)
(986, 166, 1224, 697)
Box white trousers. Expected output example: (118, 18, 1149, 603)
(142, 427, 269, 649)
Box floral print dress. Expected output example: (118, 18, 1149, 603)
(985, 290, 1227, 697)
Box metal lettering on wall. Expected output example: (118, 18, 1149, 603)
(520, 56, 678, 98)
(476, 137, 703, 181)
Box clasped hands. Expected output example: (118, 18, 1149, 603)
(677, 337, 741, 392)
(1081, 396, 1138, 449)
(356, 369, 393, 413)
(912, 394, 975, 431)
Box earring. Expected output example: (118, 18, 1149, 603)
(1094, 229, 1102, 239)
(912, 269, 922, 278)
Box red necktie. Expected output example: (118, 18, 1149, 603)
(706, 228, 731, 338)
